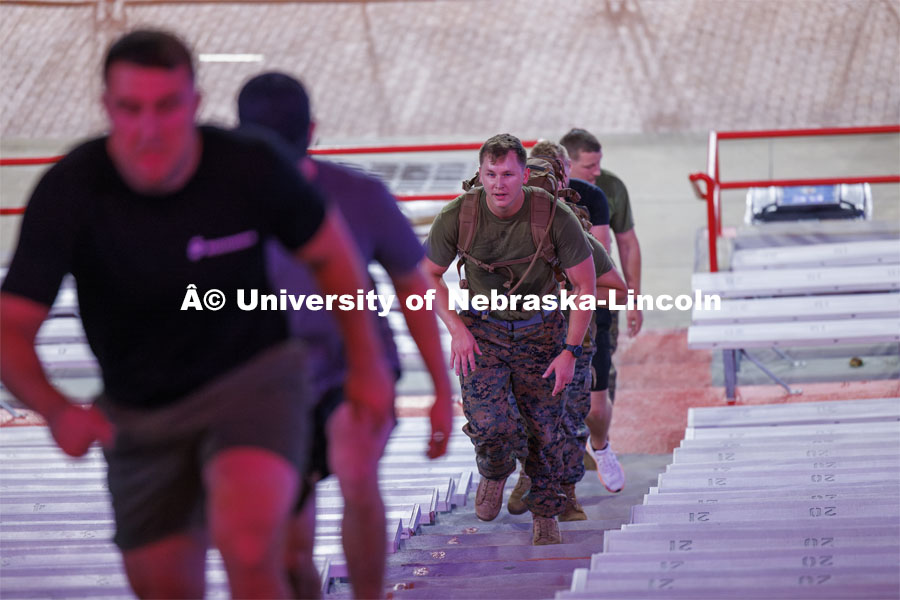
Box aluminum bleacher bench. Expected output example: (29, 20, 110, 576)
(692, 264, 900, 298)
(691, 292, 900, 325)
(688, 317, 900, 349)
(731, 239, 900, 270)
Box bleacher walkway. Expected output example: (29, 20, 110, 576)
(556, 397, 900, 600)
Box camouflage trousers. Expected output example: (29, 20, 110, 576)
(560, 349, 594, 485)
(460, 311, 568, 518)
(608, 310, 620, 402)
(512, 349, 594, 486)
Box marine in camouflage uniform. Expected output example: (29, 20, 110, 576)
(423, 135, 596, 525)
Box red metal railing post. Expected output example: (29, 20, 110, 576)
(689, 172, 719, 272)
(707, 130, 721, 271)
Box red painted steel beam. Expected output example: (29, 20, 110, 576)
(720, 175, 900, 190)
(0, 140, 541, 165)
(717, 125, 900, 140)
(393, 193, 457, 202)
(0, 156, 64, 166)
(309, 140, 539, 156)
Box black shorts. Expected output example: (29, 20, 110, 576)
(297, 384, 344, 508)
(591, 308, 612, 392)
(297, 366, 401, 509)
(98, 342, 314, 551)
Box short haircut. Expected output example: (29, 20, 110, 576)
(479, 133, 527, 168)
(238, 72, 312, 156)
(559, 128, 602, 160)
(103, 29, 194, 83)
(530, 139, 569, 163)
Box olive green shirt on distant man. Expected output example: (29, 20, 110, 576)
(595, 169, 634, 234)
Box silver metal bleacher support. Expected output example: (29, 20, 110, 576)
(689, 252, 900, 401)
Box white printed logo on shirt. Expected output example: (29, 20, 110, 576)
(187, 230, 259, 262)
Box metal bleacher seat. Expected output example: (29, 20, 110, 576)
(730, 239, 900, 270)
(688, 239, 900, 401)
(557, 397, 900, 599)
(691, 263, 900, 298)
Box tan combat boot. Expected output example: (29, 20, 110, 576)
(507, 471, 531, 515)
(558, 483, 588, 521)
(474, 475, 508, 521)
(532, 515, 562, 545)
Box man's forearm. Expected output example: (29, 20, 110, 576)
(0, 296, 70, 422)
(617, 233, 642, 294)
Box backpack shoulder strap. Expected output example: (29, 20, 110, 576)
(457, 187, 480, 255)
(529, 187, 560, 270)
(455, 188, 481, 289)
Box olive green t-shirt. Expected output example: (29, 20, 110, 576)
(588, 233, 613, 277)
(595, 169, 634, 234)
(426, 186, 591, 320)
(576, 233, 613, 350)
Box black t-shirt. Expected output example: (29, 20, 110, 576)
(569, 178, 610, 227)
(2, 126, 326, 409)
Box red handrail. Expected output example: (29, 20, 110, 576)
(0, 139, 539, 215)
(0, 156, 65, 166)
(0, 139, 539, 166)
(310, 140, 538, 155)
(688, 125, 900, 272)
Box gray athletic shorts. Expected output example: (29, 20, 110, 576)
(96, 341, 314, 551)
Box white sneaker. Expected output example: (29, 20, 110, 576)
(586, 439, 625, 493)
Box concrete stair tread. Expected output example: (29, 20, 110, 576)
(417, 518, 622, 536)
(386, 542, 601, 566)
(401, 528, 605, 549)
(384, 584, 568, 600)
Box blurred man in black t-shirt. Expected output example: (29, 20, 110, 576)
(0, 29, 393, 599)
